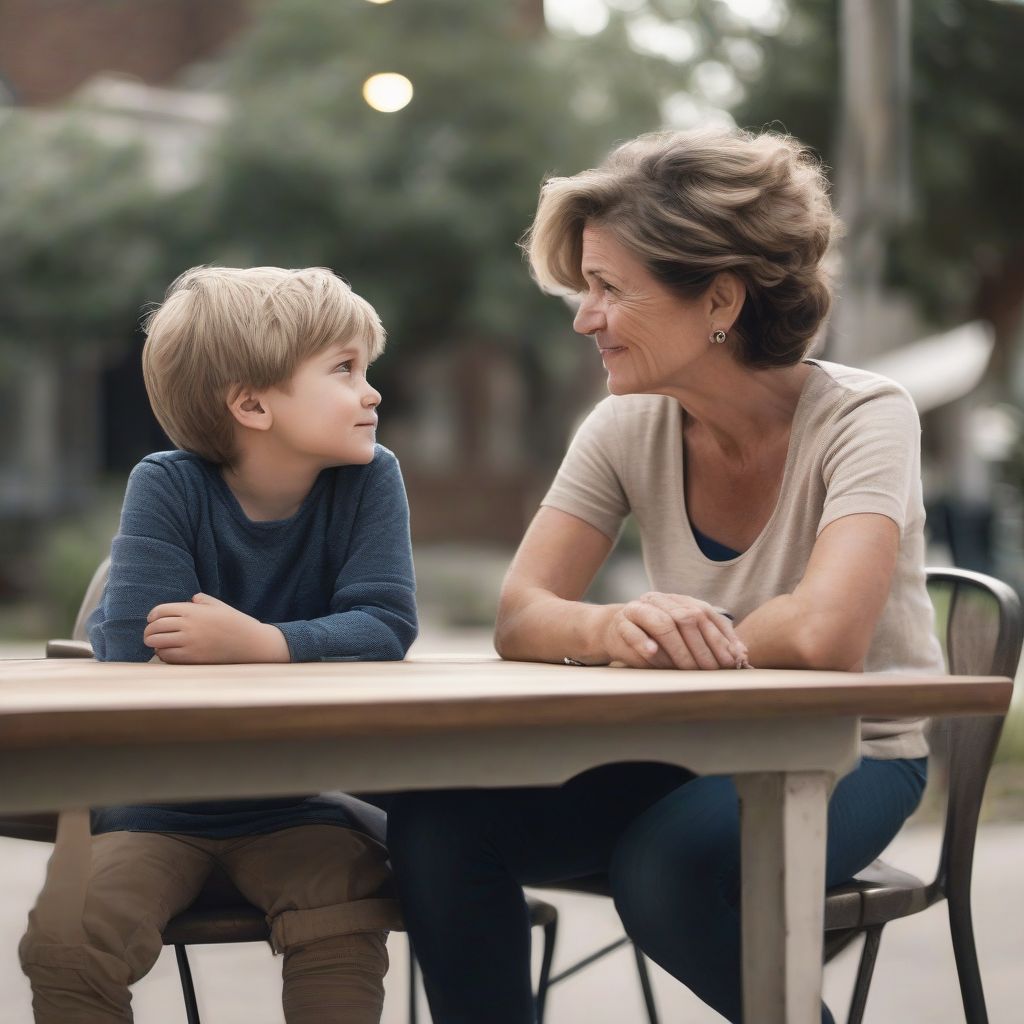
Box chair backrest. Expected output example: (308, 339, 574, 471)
(72, 557, 110, 642)
(926, 567, 1023, 900)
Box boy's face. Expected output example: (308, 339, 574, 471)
(265, 339, 381, 467)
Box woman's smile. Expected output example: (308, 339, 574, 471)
(598, 344, 628, 362)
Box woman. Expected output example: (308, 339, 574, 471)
(388, 127, 941, 1024)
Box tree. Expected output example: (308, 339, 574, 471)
(172, 0, 680, 460)
(733, 0, 1024, 368)
(0, 112, 165, 352)
(0, 112, 169, 601)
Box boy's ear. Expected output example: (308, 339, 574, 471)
(226, 385, 273, 432)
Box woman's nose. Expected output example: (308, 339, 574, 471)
(573, 295, 604, 336)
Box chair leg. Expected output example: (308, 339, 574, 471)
(535, 916, 559, 1024)
(632, 942, 660, 1024)
(174, 945, 201, 1024)
(948, 892, 990, 1024)
(846, 926, 883, 1024)
(407, 937, 419, 1024)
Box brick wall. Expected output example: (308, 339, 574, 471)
(0, 0, 250, 105)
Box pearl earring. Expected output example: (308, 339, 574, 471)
(710, 329, 727, 344)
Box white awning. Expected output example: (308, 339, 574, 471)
(865, 321, 994, 413)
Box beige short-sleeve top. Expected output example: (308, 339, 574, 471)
(541, 359, 943, 760)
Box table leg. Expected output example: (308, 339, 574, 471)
(735, 771, 831, 1024)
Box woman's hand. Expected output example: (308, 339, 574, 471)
(603, 592, 749, 670)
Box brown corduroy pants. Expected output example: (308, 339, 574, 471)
(19, 824, 402, 1024)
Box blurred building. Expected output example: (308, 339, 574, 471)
(0, 0, 552, 596)
(0, 0, 250, 106)
(0, 1, 250, 599)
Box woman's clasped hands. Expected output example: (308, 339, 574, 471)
(602, 592, 750, 670)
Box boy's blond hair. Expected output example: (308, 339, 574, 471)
(142, 266, 386, 465)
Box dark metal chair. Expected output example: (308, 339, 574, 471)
(820, 566, 1022, 1024)
(519, 567, 1022, 1024)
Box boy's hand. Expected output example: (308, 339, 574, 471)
(143, 594, 291, 664)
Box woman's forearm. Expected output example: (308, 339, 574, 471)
(735, 593, 865, 672)
(494, 588, 621, 664)
(735, 516, 899, 672)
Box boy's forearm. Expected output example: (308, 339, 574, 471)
(90, 620, 156, 663)
(251, 623, 291, 662)
(274, 604, 417, 662)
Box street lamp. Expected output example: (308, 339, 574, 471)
(362, 73, 413, 112)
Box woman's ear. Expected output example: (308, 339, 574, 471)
(707, 272, 746, 330)
(226, 385, 273, 432)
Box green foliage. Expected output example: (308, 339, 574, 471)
(135, 0, 681, 453)
(0, 112, 166, 350)
(38, 482, 122, 636)
(735, 0, 1024, 326)
(0, 0, 697, 462)
(995, 701, 1024, 763)
(4, 0, 1020, 368)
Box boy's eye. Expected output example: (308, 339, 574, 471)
(334, 361, 353, 373)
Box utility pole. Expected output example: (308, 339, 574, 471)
(829, 0, 912, 364)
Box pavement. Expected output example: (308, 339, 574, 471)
(2, 632, 1023, 1022)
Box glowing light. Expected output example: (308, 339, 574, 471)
(721, 0, 785, 33)
(364, 0, 394, 5)
(362, 73, 413, 113)
(544, 0, 608, 37)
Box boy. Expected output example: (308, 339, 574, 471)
(19, 266, 418, 1023)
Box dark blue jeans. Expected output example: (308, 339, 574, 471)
(387, 756, 927, 1024)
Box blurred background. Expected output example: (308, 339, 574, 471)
(0, 0, 1023, 647)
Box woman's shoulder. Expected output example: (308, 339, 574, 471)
(802, 360, 921, 463)
(805, 359, 913, 404)
(803, 359, 919, 429)
(565, 394, 679, 461)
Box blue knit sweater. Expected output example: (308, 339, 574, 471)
(86, 445, 417, 836)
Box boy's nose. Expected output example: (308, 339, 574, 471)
(364, 386, 382, 408)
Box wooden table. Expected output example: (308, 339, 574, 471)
(0, 656, 1012, 1024)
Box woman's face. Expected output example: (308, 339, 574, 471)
(573, 223, 712, 396)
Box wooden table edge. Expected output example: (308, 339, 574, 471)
(0, 676, 1012, 750)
